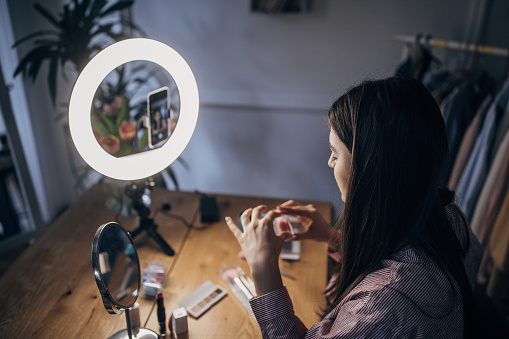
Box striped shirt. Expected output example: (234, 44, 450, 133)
(250, 205, 483, 338)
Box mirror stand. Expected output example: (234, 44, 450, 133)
(125, 180, 175, 257)
(107, 308, 158, 339)
(92, 222, 158, 339)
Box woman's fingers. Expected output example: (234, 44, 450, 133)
(251, 205, 268, 221)
(277, 205, 312, 217)
(263, 210, 281, 226)
(225, 216, 243, 240)
(279, 200, 298, 207)
(240, 208, 253, 230)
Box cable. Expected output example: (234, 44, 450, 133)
(155, 202, 214, 231)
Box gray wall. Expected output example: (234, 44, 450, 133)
(5, 0, 508, 221)
(130, 0, 475, 205)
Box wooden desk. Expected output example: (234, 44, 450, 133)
(0, 184, 330, 338)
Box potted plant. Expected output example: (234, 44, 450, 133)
(12, 0, 145, 105)
(12, 0, 184, 215)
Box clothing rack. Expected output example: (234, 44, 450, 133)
(393, 34, 509, 57)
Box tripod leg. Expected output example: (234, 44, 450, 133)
(130, 226, 143, 239)
(146, 227, 175, 256)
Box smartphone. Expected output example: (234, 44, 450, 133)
(147, 86, 171, 149)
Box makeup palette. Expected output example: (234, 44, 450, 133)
(178, 280, 227, 318)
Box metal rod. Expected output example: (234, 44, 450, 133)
(393, 34, 509, 57)
(125, 308, 133, 339)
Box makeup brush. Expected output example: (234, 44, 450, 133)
(223, 269, 254, 299)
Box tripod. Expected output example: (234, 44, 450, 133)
(125, 179, 175, 256)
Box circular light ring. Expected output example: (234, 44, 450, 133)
(69, 38, 199, 180)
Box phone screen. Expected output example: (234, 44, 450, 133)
(148, 87, 170, 148)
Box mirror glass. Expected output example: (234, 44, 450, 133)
(92, 222, 141, 311)
(90, 60, 181, 158)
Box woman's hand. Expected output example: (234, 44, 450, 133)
(225, 205, 284, 296)
(276, 200, 331, 243)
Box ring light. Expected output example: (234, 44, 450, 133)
(69, 38, 199, 180)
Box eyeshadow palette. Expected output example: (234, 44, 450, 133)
(178, 280, 227, 318)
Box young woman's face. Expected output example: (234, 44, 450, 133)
(328, 130, 352, 202)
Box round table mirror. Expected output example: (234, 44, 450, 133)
(92, 222, 158, 339)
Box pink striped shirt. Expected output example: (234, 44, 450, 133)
(250, 205, 482, 338)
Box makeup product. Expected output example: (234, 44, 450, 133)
(129, 302, 141, 328)
(237, 211, 301, 260)
(172, 307, 188, 335)
(156, 292, 167, 338)
(223, 269, 254, 299)
(178, 280, 227, 318)
(142, 280, 162, 299)
(273, 215, 295, 237)
(278, 215, 302, 261)
(219, 265, 256, 318)
(143, 261, 167, 283)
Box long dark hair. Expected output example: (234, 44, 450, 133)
(326, 77, 474, 336)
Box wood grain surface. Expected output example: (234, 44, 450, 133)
(0, 184, 331, 338)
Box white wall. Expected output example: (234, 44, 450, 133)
(131, 0, 476, 206)
(6, 0, 77, 222)
(7, 0, 508, 220)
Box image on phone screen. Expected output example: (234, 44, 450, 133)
(148, 86, 171, 149)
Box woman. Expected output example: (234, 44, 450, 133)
(225, 77, 482, 338)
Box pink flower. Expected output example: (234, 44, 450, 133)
(99, 135, 120, 154)
(102, 103, 114, 116)
(119, 120, 137, 141)
(102, 96, 125, 117)
(112, 96, 124, 109)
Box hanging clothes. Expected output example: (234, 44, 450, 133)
(470, 120, 509, 241)
(455, 78, 509, 222)
(487, 187, 509, 306)
(442, 71, 496, 181)
(449, 94, 493, 189)
(489, 98, 509, 162)
(394, 43, 433, 82)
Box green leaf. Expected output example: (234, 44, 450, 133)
(98, 1, 134, 18)
(164, 167, 179, 190)
(98, 113, 117, 135)
(75, 0, 91, 20)
(33, 38, 60, 46)
(117, 138, 132, 157)
(176, 157, 191, 171)
(12, 30, 59, 48)
(91, 117, 110, 136)
(34, 3, 64, 29)
(48, 53, 59, 107)
(14, 44, 54, 79)
(138, 128, 148, 150)
(90, 23, 115, 38)
(87, 0, 108, 21)
(115, 97, 131, 130)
